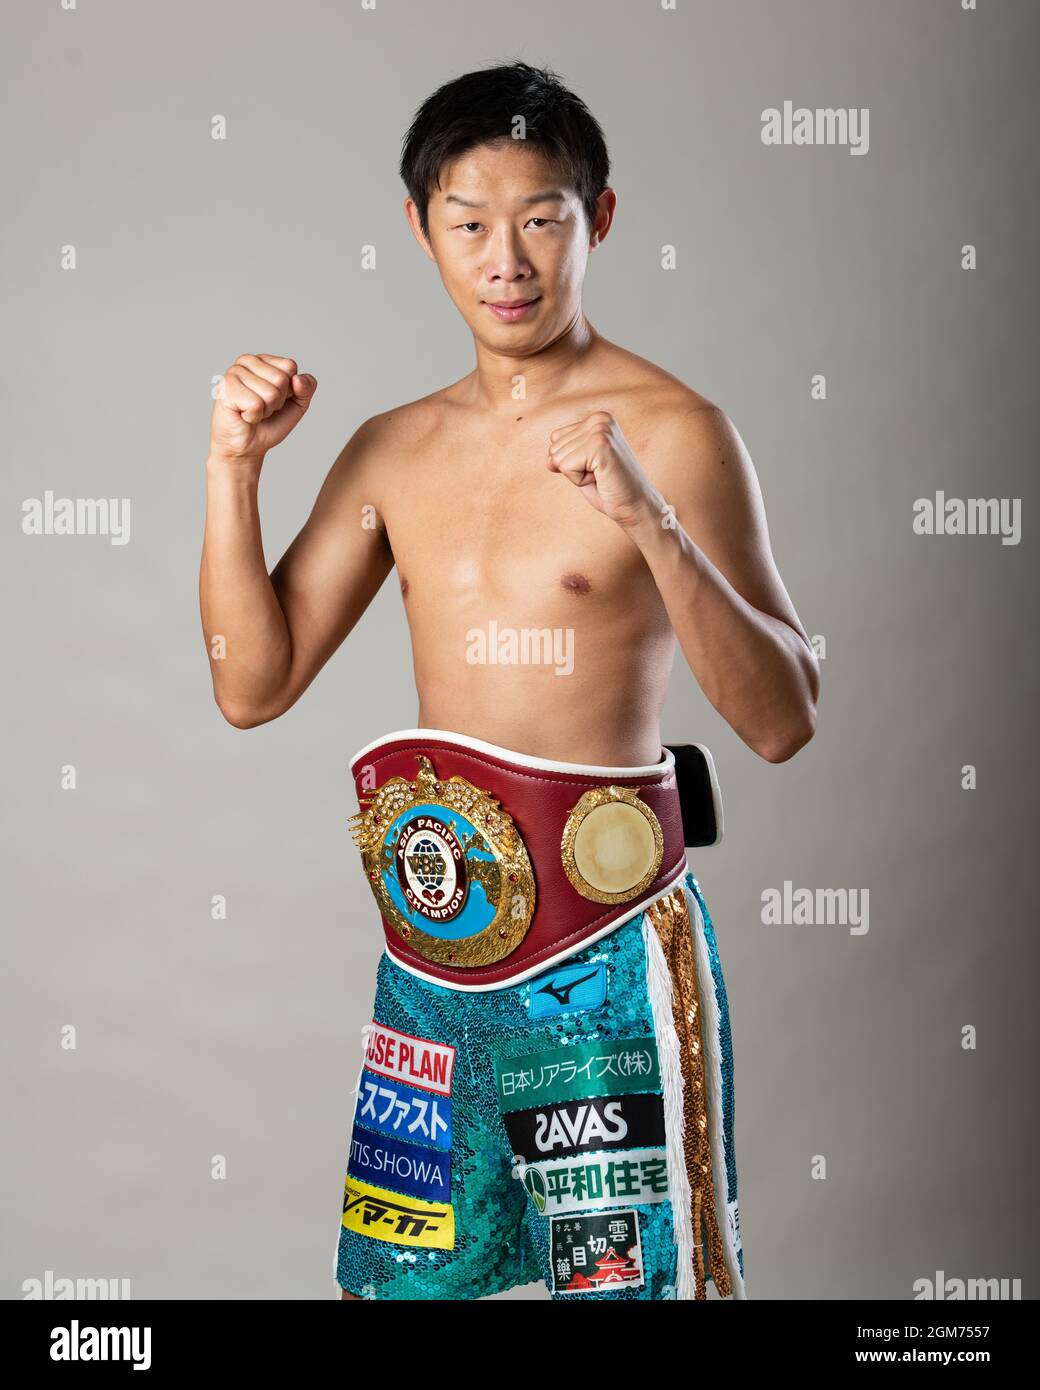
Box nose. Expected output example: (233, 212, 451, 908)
(482, 225, 533, 285)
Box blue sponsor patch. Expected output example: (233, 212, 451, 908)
(528, 959, 607, 1019)
(347, 1128, 452, 1202)
(353, 1067, 452, 1149)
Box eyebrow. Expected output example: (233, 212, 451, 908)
(442, 189, 568, 209)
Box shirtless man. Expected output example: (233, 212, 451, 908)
(199, 62, 818, 1302)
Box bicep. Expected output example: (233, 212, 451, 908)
(269, 426, 395, 706)
(669, 407, 811, 648)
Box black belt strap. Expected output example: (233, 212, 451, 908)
(664, 743, 724, 847)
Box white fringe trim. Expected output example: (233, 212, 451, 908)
(642, 913, 697, 1300)
(684, 880, 747, 1299)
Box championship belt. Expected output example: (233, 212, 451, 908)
(348, 728, 696, 991)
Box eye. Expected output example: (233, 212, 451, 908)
(527, 218, 554, 228)
(457, 222, 483, 233)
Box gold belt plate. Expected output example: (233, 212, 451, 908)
(349, 754, 536, 968)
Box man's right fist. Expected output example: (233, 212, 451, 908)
(209, 354, 317, 464)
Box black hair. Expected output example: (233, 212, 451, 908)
(399, 60, 611, 240)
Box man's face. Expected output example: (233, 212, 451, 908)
(409, 139, 609, 353)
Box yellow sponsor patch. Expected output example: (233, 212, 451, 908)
(341, 1174, 455, 1250)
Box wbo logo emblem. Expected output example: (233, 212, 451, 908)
(350, 754, 536, 969)
(395, 815, 468, 921)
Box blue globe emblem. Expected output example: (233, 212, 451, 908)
(406, 837, 448, 897)
(394, 814, 469, 922)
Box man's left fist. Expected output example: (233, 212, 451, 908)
(547, 411, 654, 529)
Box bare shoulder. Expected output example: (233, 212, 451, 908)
(351, 378, 465, 458)
(644, 386, 753, 483)
(591, 342, 714, 422)
(318, 387, 456, 525)
(609, 350, 809, 639)
(625, 364, 764, 531)
(567, 340, 754, 512)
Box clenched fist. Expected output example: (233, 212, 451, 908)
(209, 354, 317, 465)
(546, 410, 655, 529)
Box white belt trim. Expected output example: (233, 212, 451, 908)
(349, 725, 675, 780)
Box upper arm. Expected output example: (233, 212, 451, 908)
(268, 417, 396, 710)
(658, 404, 813, 651)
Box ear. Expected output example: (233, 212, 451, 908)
(589, 186, 617, 248)
(404, 197, 437, 263)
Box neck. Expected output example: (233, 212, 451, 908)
(468, 308, 599, 413)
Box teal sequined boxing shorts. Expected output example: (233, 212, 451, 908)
(334, 729, 746, 1301)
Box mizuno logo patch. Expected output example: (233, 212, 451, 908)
(528, 960, 607, 1018)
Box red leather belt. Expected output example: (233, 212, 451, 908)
(348, 728, 690, 991)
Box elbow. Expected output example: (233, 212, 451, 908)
(755, 638, 820, 763)
(216, 697, 283, 730)
(756, 705, 818, 764)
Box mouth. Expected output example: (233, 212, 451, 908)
(483, 296, 541, 322)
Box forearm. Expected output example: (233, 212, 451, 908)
(627, 510, 819, 762)
(199, 455, 292, 725)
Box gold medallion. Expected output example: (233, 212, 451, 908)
(349, 755, 535, 967)
(560, 785, 664, 903)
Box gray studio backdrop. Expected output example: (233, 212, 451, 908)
(4, 0, 1037, 1300)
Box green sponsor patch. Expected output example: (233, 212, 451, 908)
(494, 1036, 661, 1114)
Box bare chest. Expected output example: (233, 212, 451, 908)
(381, 421, 656, 619)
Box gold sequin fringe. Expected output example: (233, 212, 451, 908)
(645, 887, 732, 1300)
